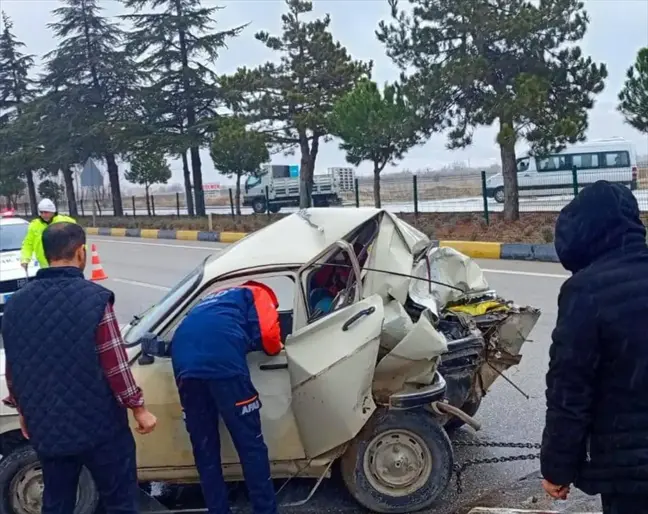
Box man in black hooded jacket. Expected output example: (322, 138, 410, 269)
(541, 180, 648, 513)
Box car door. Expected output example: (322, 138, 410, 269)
(128, 354, 198, 480)
(516, 157, 534, 198)
(129, 274, 307, 479)
(219, 275, 306, 463)
(285, 240, 385, 458)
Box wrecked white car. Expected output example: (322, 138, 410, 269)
(0, 208, 540, 514)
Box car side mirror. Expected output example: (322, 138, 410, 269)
(140, 333, 171, 358)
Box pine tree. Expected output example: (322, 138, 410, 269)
(122, 0, 245, 216)
(220, 0, 372, 208)
(329, 79, 426, 208)
(0, 12, 38, 214)
(209, 117, 270, 215)
(619, 48, 648, 134)
(378, 0, 607, 221)
(25, 91, 91, 216)
(125, 77, 205, 216)
(125, 150, 172, 215)
(43, 0, 140, 216)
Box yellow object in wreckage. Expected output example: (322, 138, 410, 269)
(448, 300, 509, 316)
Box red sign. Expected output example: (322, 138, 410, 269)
(203, 183, 222, 191)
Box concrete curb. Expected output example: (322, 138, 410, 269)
(85, 227, 559, 263)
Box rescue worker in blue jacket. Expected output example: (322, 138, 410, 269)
(171, 281, 282, 514)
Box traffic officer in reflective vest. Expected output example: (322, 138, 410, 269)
(171, 281, 282, 514)
(20, 199, 76, 269)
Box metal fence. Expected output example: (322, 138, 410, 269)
(6, 163, 648, 221)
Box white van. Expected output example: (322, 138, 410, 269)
(485, 137, 639, 203)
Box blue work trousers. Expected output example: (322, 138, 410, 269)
(39, 427, 138, 514)
(177, 376, 277, 514)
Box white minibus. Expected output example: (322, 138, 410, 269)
(485, 137, 639, 203)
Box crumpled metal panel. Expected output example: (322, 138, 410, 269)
(490, 307, 542, 357)
(379, 299, 414, 352)
(410, 246, 491, 312)
(362, 214, 415, 304)
(373, 309, 448, 402)
(477, 306, 542, 392)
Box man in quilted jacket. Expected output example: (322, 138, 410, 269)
(541, 181, 648, 513)
(2, 222, 157, 514)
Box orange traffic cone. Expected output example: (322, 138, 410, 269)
(90, 244, 108, 281)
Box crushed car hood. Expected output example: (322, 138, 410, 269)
(355, 212, 540, 398)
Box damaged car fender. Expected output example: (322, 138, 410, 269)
(373, 304, 448, 403)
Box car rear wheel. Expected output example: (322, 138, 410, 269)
(493, 187, 505, 203)
(340, 409, 453, 513)
(0, 446, 98, 514)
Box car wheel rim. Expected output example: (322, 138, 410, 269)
(362, 429, 433, 497)
(495, 190, 504, 202)
(10, 463, 45, 514)
(10, 463, 82, 514)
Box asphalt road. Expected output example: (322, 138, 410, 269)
(87, 235, 569, 513)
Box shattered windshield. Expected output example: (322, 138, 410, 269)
(124, 258, 205, 347)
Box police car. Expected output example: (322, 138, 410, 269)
(0, 212, 39, 320)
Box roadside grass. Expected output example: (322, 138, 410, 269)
(80, 211, 565, 244)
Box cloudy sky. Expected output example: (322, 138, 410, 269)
(1, 0, 647, 185)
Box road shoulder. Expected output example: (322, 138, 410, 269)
(86, 226, 560, 263)
(459, 471, 601, 513)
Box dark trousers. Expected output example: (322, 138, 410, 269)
(178, 376, 277, 514)
(602, 493, 648, 514)
(39, 427, 138, 514)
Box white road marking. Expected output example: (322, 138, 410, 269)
(482, 268, 569, 279)
(110, 278, 172, 291)
(90, 238, 224, 251)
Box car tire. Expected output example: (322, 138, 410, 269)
(0, 446, 99, 514)
(252, 198, 267, 214)
(444, 397, 483, 432)
(340, 409, 453, 513)
(493, 187, 505, 203)
(268, 204, 281, 214)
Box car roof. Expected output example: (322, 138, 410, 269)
(0, 217, 29, 226)
(203, 207, 429, 279)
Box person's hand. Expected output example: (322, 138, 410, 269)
(20, 262, 28, 271)
(132, 407, 157, 435)
(19, 414, 29, 440)
(2, 396, 17, 409)
(542, 479, 570, 500)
